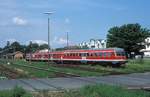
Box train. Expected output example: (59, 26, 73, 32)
(26, 48, 127, 66)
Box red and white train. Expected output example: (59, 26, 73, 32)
(26, 48, 127, 66)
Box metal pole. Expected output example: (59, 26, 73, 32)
(44, 11, 53, 65)
(48, 17, 50, 65)
(67, 32, 69, 49)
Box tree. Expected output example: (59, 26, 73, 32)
(6, 41, 10, 47)
(25, 42, 40, 53)
(107, 23, 150, 56)
(39, 44, 48, 50)
(3, 41, 11, 53)
(10, 41, 22, 52)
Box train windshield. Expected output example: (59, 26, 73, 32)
(116, 51, 125, 56)
(115, 48, 126, 56)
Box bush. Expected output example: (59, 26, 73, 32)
(0, 86, 32, 97)
(13, 86, 26, 97)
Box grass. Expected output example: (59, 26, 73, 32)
(63, 84, 150, 97)
(0, 59, 104, 78)
(0, 58, 150, 78)
(13, 60, 105, 76)
(1, 84, 149, 97)
(79, 59, 150, 75)
(0, 86, 32, 97)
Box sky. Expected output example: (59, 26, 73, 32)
(0, 0, 150, 48)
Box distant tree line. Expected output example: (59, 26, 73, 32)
(0, 41, 48, 55)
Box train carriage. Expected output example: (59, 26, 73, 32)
(26, 48, 127, 66)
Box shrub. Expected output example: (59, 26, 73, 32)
(0, 86, 32, 97)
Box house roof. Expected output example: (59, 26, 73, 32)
(4, 51, 23, 56)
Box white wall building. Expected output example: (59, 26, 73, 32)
(79, 39, 107, 49)
(140, 37, 150, 57)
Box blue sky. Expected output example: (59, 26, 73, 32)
(0, 0, 150, 48)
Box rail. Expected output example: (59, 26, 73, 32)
(0, 59, 80, 78)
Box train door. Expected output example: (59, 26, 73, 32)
(81, 53, 87, 63)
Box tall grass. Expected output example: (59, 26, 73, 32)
(64, 84, 150, 97)
(0, 86, 32, 97)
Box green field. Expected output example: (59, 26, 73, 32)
(0, 59, 150, 78)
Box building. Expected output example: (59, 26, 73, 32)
(79, 39, 107, 49)
(3, 51, 24, 59)
(140, 37, 150, 57)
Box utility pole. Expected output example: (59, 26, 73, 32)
(44, 11, 54, 65)
(67, 31, 69, 49)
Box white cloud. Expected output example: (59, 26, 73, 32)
(29, 40, 48, 45)
(53, 37, 67, 45)
(12, 17, 27, 25)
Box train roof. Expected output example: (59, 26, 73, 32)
(63, 48, 124, 51)
(31, 48, 125, 54)
(52, 48, 124, 53)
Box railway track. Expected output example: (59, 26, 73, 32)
(52, 64, 100, 72)
(11, 63, 80, 77)
(0, 60, 80, 78)
(0, 64, 21, 79)
(51, 64, 123, 75)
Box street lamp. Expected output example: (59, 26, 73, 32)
(44, 11, 54, 65)
(67, 31, 69, 49)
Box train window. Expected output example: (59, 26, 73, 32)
(70, 54, 72, 56)
(90, 53, 95, 57)
(107, 52, 111, 57)
(87, 53, 89, 56)
(73, 53, 75, 56)
(103, 52, 107, 57)
(79, 53, 81, 56)
(95, 53, 99, 56)
(116, 52, 125, 56)
(81, 53, 84, 57)
(122, 52, 125, 56)
(99, 52, 103, 57)
(76, 53, 78, 56)
(116, 52, 121, 56)
(110, 52, 113, 56)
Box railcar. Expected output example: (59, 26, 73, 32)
(26, 48, 127, 66)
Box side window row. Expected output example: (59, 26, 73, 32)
(64, 52, 113, 57)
